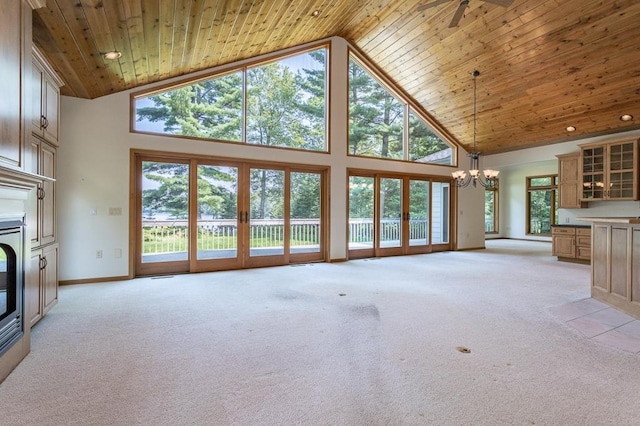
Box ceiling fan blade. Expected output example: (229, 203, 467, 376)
(448, 0, 469, 28)
(482, 0, 515, 6)
(416, 0, 450, 12)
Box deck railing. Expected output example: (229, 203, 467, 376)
(142, 218, 432, 254)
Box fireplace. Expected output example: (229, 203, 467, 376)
(0, 219, 24, 357)
(0, 167, 40, 382)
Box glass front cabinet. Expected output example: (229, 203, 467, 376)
(580, 138, 639, 201)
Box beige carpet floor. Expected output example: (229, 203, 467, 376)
(1, 239, 639, 425)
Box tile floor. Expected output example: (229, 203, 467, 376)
(551, 298, 640, 353)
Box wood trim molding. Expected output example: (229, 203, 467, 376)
(0, 166, 47, 191)
(25, 0, 46, 10)
(59, 275, 130, 286)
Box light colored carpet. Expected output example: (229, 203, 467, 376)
(1, 239, 639, 425)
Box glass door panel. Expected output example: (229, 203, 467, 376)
(140, 161, 189, 264)
(196, 165, 239, 260)
(348, 176, 375, 253)
(582, 146, 605, 200)
(248, 168, 285, 258)
(431, 182, 450, 244)
(379, 177, 402, 249)
(408, 179, 429, 248)
(290, 172, 321, 255)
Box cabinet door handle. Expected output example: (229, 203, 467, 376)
(39, 257, 46, 270)
(43, 257, 48, 269)
(41, 115, 48, 129)
(37, 187, 46, 200)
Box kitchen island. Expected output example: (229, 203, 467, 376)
(578, 217, 640, 320)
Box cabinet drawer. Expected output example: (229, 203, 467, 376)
(552, 227, 576, 235)
(576, 246, 591, 260)
(576, 235, 591, 247)
(576, 228, 591, 237)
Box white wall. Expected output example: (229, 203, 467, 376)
(455, 184, 486, 249)
(57, 36, 480, 281)
(484, 130, 640, 240)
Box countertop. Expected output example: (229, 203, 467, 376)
(576, 217, 640, 224)
(551, 224, 591, 228)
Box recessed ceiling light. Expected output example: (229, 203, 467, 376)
(566, 126, 576, 132)
(620, 114, 634, 122)
(311, 10, 320, 17)
(103, 51, 122, 60)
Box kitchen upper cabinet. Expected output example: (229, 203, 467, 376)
(32, 46, 63, 146)
(557, 152, 586, 209)
(580, 138, 639, 201)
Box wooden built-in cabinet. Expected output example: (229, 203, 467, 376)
(26, 244, 58, 327)
(26, 48, 62, 327)
(551, 225, 590, 264)
(0, 1, 31, 170)
(31, 46, 62, 146)
(28, 134, 56, 247)
(556, 152, 586, 209)
(580, 138, 639, 201)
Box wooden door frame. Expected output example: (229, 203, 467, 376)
(347, 169, 452, 260)
(131, 149, 328, 277)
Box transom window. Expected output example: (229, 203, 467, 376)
(348, 54, 455, 165)
(133, 47, 328, 152)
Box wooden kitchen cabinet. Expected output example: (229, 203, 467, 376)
(557, 152, 586, 208)
(580, 138, 639, 201)
(586, 218, 640, 320)
(552, 225, 590, 264)
(576, 228, 592, 261)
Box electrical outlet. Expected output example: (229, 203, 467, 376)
(108, 207, 122, 216)
(96, 250, 103, 259)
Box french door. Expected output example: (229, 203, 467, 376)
(134, 154, 326, 276)
(348, 171, 450, 259)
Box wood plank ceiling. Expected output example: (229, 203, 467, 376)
(32, 0, 640, 154)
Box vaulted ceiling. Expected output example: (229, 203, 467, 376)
(32, 0, 640, 154)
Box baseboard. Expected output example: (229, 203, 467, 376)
(59, 275, 130, 286)
(489, 237, 552, 243)
(329, 258, 347, 263)
(454, 246, 486, 251)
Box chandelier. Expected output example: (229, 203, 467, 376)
(451, 70, 499, 189)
